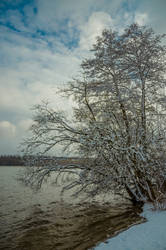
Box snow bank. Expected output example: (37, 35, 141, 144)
(95, 204, 166, 250)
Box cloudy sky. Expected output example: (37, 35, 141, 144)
(0, 0, 165, 155)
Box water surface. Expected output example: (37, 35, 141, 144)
(0, 166, 144, 250)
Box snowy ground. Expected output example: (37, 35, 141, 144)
(95, 204, 166, 250)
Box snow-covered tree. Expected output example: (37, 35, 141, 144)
(21, 24, 166, 207)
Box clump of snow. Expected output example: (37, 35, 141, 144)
(95, 204, 166, 250)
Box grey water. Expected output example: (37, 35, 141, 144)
(0, 166, 144, 250)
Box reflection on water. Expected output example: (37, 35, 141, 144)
(1, 202, 144, 250)
(0, 167, 145, 250)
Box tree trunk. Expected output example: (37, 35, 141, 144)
(141, 78, 146, 150)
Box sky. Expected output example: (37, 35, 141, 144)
(0, 0, 166, 155)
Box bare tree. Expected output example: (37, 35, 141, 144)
(21, 24, 166, 208)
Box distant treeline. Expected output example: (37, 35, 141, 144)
(0, 155, 24, 166)
(0, 155, 82, 166)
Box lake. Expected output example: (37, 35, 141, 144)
(0, 166, 144, 250)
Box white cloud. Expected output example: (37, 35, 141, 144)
(0, 27, 81, 120)
(35, 0, 96, 29)
(6, 9, 29, 32)
(79, 12, 114, 50)
(134, 13, 148, 26)
(0, 120, 33, 154)
(0, 121, 16, 138)
(0, 121, 17, 154)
